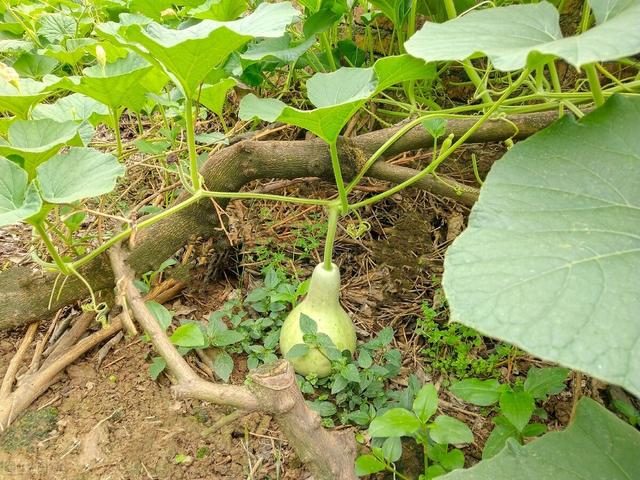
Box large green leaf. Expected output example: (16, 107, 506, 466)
(188, 0, 249, 20)
(97, 2, 299, 97)
(32, 93, 111, 145)
(198, 78, 236, 116)
(12, 53, 58, 79)
(241, 34, 316, 63)
(0, 119, 83, 178)
(441, 398, 640, 480)
(0, 157, 42, 227)
(0, 75, 61, 118)
(442, 95, 640, 395)
(42, 38, 97, 66)
(63, 53, 156, 110)
(239, 55, 434, 143)
(405, 0, 640, 70)
(32, 93, 110, 126)
(36, 147, 124, 204)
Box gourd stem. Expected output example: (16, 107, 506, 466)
(32, 221, 70, 275)
(184, 97, 201, 190)
(329, 141, 349, 213)
(349, 68, 531, 209)
(111, 107, 123, 158)
(584, 63, 605, 106)
(548, 61, 565, 117)
(323, 204, 339, 271)
(321, 33, 336, 71)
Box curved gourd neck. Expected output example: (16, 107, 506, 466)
(304, 262, 341, 307)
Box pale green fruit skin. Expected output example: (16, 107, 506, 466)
(280, 263, 357, 377)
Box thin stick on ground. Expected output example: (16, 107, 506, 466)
(0, 322, 39, 400)
(0, 280, 186, 431)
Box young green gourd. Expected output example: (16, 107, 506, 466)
(279, 262, 357, 377)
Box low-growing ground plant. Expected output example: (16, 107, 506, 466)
(418, 301, 515, 380)
(356, 383, 473, 479)
(450, 367, 570, 458)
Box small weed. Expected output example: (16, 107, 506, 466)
(418, 301, 515, 380)
(356, 382, 473, 479)
(147, 267, 308, 382)
(289, 318, 403, 428)
(451, 367, 570, 458)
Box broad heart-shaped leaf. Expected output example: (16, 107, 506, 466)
(440, 398, 640, 480)
(97, 2, 299, 97)
(41, 38, 97, 66)
(0, 119, 83, 179)
(0, 75, 61, 118)
(241, 34, 316, 63)
(189, 0, 249, 20)
(405, 0, 640, 70)
(442, 95, 640, 396)
(63, 53, 157, 110)
(36, 148, 124, 204)
(0, 157, 42, 227)
(12, 53, 58, 79)
(32, 94, 111, 145)
(239, 55, 434, 143)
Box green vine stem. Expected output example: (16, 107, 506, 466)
(584, 63, 605, 106)
(349, 69, 531, 210)
(31, 221, 71, 275)
(71, 189, 332, 271)
(321, 33, 336, 71)
(329, 141, 349, 213)
(346, 112, 470, 193)
(184, 97, 201, 190)
(548, 61, 565, 116)
(110, 107, 123, 158)
(323, 203, 340, 271)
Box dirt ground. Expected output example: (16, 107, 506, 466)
(0, 142, 584, 480)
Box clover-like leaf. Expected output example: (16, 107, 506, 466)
(0, 75, 62, 118)
(239, 54, 434, 143)
(442, 95, 640, 396)
(36, 147, 124, 204)
(405, 0, 640, 71)
(97, 2, 299, 97)
(0, 157, 42, 227)
(0, 118, 83, 178)
(441, 398, 640, 480)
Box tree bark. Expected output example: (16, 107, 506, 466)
(0, 110, 562, 331)
(248, 361, 357, 480)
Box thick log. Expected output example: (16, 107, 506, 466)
(0, 110, 562, 331)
